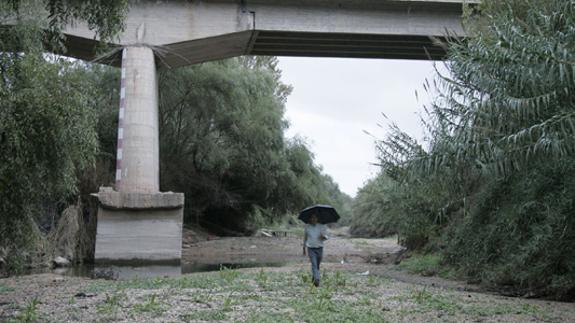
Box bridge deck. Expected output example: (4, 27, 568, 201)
(50, 0, 472, 66)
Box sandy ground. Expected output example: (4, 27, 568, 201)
(1, 228, 574, 322)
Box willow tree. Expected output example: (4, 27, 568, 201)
(0, 0, 127, 272)
(353, 0, 575, 299)
(156, 57, 349, 234)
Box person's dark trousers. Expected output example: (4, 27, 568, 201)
(307, 247, 323, 286)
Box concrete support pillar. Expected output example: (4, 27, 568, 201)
(94, 46, 184, 265)
(115, 46, 160, 193)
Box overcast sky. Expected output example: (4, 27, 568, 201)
(277, 57, 440, 197)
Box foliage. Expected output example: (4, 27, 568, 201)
(4, 0, 127, 44)
(0, 0, 125, 272)
(350, 174, 399, 237)
(397, 253, 446, 278)
(351, 0, 575, 299)
(147, 56, 349, 233)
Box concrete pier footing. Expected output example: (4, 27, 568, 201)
(94, 188, 184, 264)
(94, 46, 184, 265)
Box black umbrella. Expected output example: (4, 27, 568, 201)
(298, 204, 340, 224)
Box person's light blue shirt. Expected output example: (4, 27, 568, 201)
(305, 224, 329, 248)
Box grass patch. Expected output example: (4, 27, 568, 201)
(219, 265, 241, 283)
(407, 287, 462, 315)
(397, 253, 454, 278)
(398, 287, 554, 321)
(181, 309, 227, 321)
(351, 239, 369, 248)
(84, 272, 226, 293)
(256, 268, 270, 289)
(96, 293, 124, 314)
(131, 294, 166, 315)
(0, 283, 16, 293)
(463, 302, 553, 321)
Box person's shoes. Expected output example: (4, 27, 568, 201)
(313, 280, 320, 287)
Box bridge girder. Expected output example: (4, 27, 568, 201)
(57, 0, 473, 67)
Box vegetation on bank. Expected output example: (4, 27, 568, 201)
(350, 0, 575, 300)
(0, 0, 128, 273)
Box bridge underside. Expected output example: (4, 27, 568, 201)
(64, 31, 449, 68)
(58, 0, 467, 67)
(249, 31, 448, 60)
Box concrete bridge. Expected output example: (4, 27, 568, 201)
(57, 0, 474, 264)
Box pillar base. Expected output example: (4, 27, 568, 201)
(94, 187, 184, 265)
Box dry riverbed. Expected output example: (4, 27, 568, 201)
(1, 229, 574, 322)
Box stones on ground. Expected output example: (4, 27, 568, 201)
(52, 256, 70, 267)
(257, 230, 273, 237)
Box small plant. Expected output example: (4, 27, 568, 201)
(412, 287, 432, 304)
(15, 298, 39, 323)
(330, 270, 347, 287)
(367, 275, 378, 286)
(222, 293, 236, 312)
(256, 268, 270, 289)
(97, 293, 123, 314)
(299, 270, 312, 285)
(219, 265, 240, 283)
(132, 294, 165, 315)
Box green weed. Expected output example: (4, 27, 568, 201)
(222, 293, 237, 312)
(15, 298, 39, 323)
(219, 265, 240, 283)
(97, 293, 123, 314)
(256, 268, 270, 289)
(131, 294, 165, 315)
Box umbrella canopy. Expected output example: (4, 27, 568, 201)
(298, 204, 340, 224)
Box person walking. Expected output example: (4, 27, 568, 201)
(303, 213, 329, 287)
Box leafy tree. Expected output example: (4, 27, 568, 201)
(156, 57, 349, 233)
(0, 0, 126, 272)
(352, 0, 575, 299)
